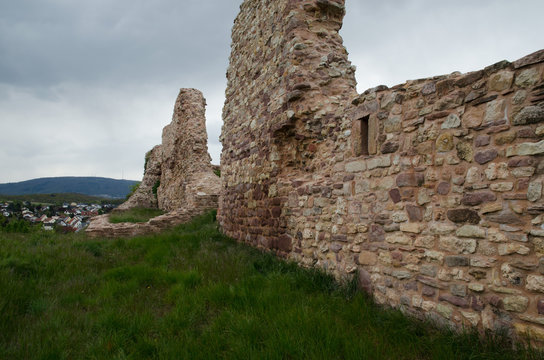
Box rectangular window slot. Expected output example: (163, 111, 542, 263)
(360, 115, 369, 156)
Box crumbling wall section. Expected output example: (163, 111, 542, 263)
(219, 0, 544, 339)
(116, 145, 162, 211)
(219, 0, 357, 253)
(88, 88, 220, 237)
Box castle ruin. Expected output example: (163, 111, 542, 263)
(218, 0, 544, 339)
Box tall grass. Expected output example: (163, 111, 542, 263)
(0, 211, 541, 359)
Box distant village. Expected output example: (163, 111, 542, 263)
(0, 201, 116, 232)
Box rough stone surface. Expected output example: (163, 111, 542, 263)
(116, 145, 162, 211)
(217, 0, 544, 340)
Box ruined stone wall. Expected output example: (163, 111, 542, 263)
(219, 0, 357, 252)
(88, 88, 220, 237)
(219, 0, 544, 339)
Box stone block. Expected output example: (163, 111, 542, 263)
(436, 133, 454, 152)
(474, 149, 498, 164)
(396, 173, 425, 187)
(446, 209, 480, 224)
(456, 225, 486, 238)
(503, 296, 529, 313)
(506, 140, 544, 157)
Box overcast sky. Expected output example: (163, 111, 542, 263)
(1, 0, 542, 183)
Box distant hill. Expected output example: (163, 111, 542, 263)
(0, 177, 139, 199)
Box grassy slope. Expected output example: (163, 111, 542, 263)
(0, 212, 541, 359)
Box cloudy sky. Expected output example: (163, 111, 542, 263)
(0, 0, 542, 183)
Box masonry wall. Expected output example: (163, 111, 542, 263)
(219, 0, 544, 339)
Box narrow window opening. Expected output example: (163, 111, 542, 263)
(360, 115, 369, 156)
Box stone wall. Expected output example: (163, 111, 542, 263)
(219, 0, 544, 339)
(88, 88, 220, 237)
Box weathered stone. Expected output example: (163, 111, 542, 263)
(503, 296, 529, 312)
(528, 181, 543, 202)
(498, 243, 531, 256)
(358, 251, 377, 266)
(346, 160, 366, 173)
(527, 275, 544, 293)
(400, 222, 424, 234)
(508, 156, 537, 168)
(437, 182, 451, 195)
(461, 191, 497, 206)
(446, 209, 480, 224)
(484, 162, 509, 180)
(456, 142, 473, 162)
(456, 225, 486, 238)
(442, 113, 461, 129)
(490, 182, 514, 192)
(389, 188, 401, 203)
(451, 284, 467, 297)
(439, 294, 469, 308)
(494, 132, 516, 145)
(381, 141, 399, 154)
(436, 133, 454, 152)
(421, 82, 436, 95)
(506, 140, 544, 157)
(475, 135, 490, 147)
(439, 236, 477, 254)
(369, 224, 385, 242)
(488, 70, 514, 91)
(513, 106, 544, 126)
(474, 149, 498, 164)
(445, 255, 470, 267)
(515, 68, 540, 87)
(406, 204, 425, 222)
(484, 99, 506, 125)
(384, 115, 402, 133)
(396, 173, 424, 187)
(539, 300, 544, 315)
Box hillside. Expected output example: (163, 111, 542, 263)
(0, 177, 139, 199)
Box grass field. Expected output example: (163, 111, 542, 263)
(0, 211, 541, 359)
(109, 207, 165, 223)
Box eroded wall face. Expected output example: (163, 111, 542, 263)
(219, 0, 544, 338)
(219, 0, 356, 252)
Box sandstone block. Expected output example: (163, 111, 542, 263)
(436, 133, 454, 152)
(439, 236, 477, 254)
(506, 140, 544, 157)
(441, 113, 461, 129)
(513, 106, 544, 126)
(358, 251, 377, 266)
(503, 296, 529, 312)
(526, 275, 544, 293)
(400, 222, 424, 234)
(488, 70, 514, 91)
(528, 181, 542, 202)
(345, 160, 366, 173)
(456, 225, 486, 238)
(515, 68, 540, 87)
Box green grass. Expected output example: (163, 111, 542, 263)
(109, 207, 164, 223)
(0, 211, 541, 359)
